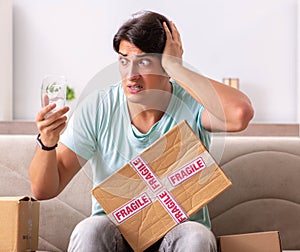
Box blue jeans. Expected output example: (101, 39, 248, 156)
(68, 216, 217, 252)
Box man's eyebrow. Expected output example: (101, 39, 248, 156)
(118, 52, 151, 58)
(118, 52, 127, 57)
(135, 53, 150, 58)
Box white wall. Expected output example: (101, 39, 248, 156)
(0, 0, 13, 120)
(12, 0, 298, 123)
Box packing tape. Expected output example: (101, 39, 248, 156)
(106, 150, 215, 226)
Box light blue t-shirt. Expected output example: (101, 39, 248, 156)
(60, 79, 212, 228)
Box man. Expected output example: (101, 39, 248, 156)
(30, 11, 254, 251)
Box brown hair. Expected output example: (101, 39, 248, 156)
(113, 11, 172, 54)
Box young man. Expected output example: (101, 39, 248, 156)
(30, 11, 254, 251)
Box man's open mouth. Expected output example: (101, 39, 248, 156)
(129, 85, 143, 89)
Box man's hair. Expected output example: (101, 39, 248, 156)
(113, 11, 172, 54)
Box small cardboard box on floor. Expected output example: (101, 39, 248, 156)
(0, 196, 40, 252)
(92, 120, 232, 251)
(219, 231, 282, 252)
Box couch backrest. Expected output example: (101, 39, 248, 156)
(208, 135, 300, 250)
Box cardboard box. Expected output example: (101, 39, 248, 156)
(92, 120, 232, 251)
(0, 196, 40, 252)
(219, 231, 282, 252)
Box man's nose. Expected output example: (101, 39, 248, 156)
(127, 63, 141, 80)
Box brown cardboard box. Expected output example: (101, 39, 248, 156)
(0, 196, 40, 252)
(219, 231, 282, 252)
(92, 121, 231, 251)
(92, 120, 232, 252)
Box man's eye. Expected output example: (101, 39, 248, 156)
(139, 59, 151, 66)
(119, 58, 128, 66)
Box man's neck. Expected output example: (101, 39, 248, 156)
(130, 109, 164, 134)
(128, 84, 173, 134)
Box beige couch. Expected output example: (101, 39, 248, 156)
(1, 134, 299, 251)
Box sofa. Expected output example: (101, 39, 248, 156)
(0, 133, 299, 251)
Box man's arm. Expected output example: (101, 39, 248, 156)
(162, 22, 254, 132)
(29, 103, 86, 200)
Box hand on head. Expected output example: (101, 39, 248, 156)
(162, 21, 184, 73)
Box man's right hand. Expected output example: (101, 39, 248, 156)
(35, 103, 69, 148)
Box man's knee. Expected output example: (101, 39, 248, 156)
(68, 216, 119, 251)
(164, 221, 217, 251)
(72, 216, 113, 238)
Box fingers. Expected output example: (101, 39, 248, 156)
(39, 114, 68, 133)
(170, 22, 180, 41)
(35, 105, 69, 138)
(37, 104, 69, 121)
(163, 21, 182, 42)
(162, 21, 184, 62)
(163, 22, 172, 40)
(36, 103, 56, 122)
(42, 94, 50, 107)
(163, 21, 183, 54)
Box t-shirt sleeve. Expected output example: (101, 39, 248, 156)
(196, 105, 211, 149)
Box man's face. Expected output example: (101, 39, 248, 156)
(118, 40, 170, 104)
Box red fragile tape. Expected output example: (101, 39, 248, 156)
(108, 152, 211, 225)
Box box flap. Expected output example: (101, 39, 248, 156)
(0, 196, 37, 202)
(219, 231, 282, 252)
